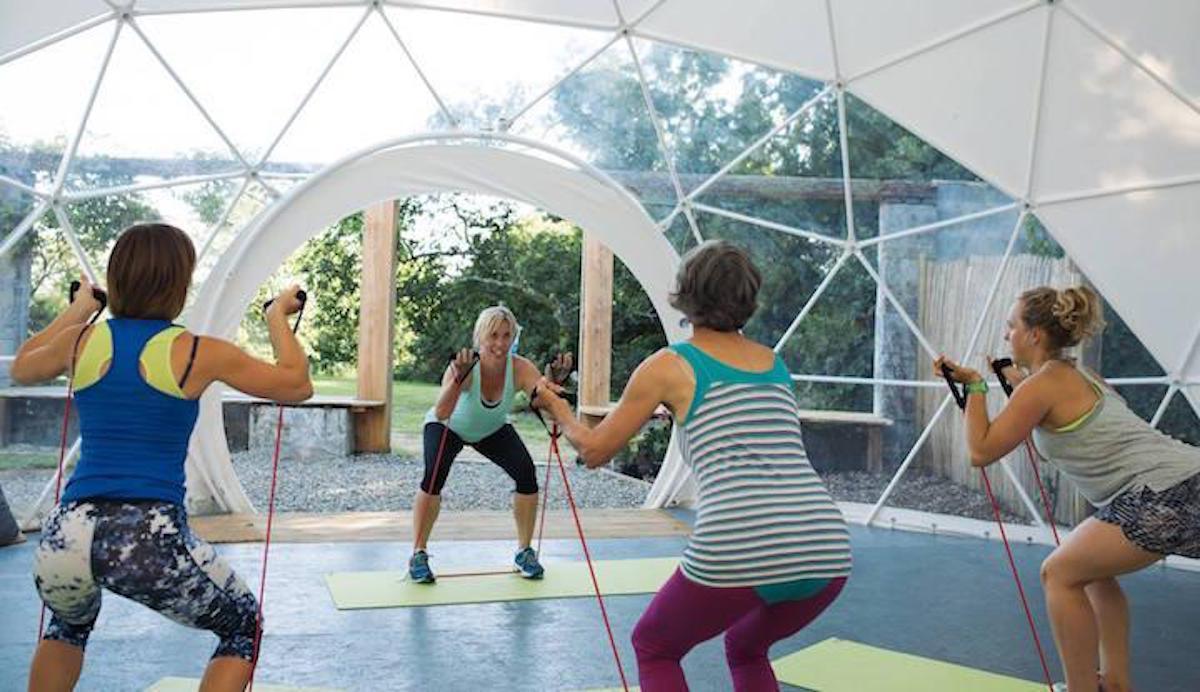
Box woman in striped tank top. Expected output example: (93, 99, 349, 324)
(937, 286, 1200, 692)
(537, 240, 851, 691)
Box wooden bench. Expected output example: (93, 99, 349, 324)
(796, 409, 893, 473)
(572, 402, 893, 472)
(0, 386, 384, 455)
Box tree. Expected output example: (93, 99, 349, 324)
(0, 144, 159, 334)
(549, 45, 976, 408)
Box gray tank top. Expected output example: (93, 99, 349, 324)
(1031, 368, 1200, 507)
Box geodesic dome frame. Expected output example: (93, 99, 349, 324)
(3, 1, 1199, 530)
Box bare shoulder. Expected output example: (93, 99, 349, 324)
(1022, 363, 1080, 400)
(637, 348, 691, 381)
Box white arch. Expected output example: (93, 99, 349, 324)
(184, 133, 690, 514)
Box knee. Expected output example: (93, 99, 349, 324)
(1040, 553, 1082, 590)
(723, 631, 760, 666)
(516, 479, 538, 495)
(631, 617, 666, 660)
(1039, 555, 1058, 587)
(215, 602, 260, 661)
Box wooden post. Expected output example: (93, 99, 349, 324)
(579, 234, 613, 427)
(354, 201, 398, 453)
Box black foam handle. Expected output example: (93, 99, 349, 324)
(549, 360, 577, 386)
(68, 280, 107, 311)
(262, 289, 307, 312)
(449, 350, 481, 385)
(940, 363, 967, 411)
(990, 357, 1015, 398)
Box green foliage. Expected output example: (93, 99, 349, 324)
(290, 212, 366, 374)
(1, 145, 160, 334)
(613, 420, 672, 479)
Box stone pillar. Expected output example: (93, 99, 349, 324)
(0, 240, 34, 447)
(874, 199, 936, 469)
(0, 236, 33, 388)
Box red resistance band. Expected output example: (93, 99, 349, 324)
(941, 362, 1056, 691)
(249, 294, 307, 692)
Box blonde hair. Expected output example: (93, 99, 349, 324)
(1018, 285, 1105, 351)
(472, 305, 520, 349)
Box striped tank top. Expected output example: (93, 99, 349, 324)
(671, 342, 852, 587)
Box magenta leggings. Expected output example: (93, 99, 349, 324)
(632, 568, 847, 691)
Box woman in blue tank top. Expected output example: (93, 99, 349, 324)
(408, 305, 572, 583)
(12, 223, 312, 692)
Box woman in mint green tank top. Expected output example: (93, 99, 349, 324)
(939, 285, 1200, 692)
(537, 241, 850, 691)
(408, 305, 572, 584)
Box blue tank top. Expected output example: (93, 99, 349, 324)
(62, 318, 200, 505)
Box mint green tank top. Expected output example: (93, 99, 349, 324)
(424, 354, 515, 443)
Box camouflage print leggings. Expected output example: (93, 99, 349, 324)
(34, 500, 259, 660)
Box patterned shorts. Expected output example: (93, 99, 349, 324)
(34, 500, 259, 659)
(1094, 473, 1200, 559)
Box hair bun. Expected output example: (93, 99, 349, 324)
(1051, 286, 1103, 343)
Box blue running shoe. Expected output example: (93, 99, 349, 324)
(409, 550, 435, 583)
(514, 547, 545, 579)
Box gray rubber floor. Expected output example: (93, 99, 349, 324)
(2, 522, 1198, 691)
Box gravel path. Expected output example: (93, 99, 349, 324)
(824, 470, 1026, 524)
(229, 448, 651, 512)
(2, 453, 1026, 524)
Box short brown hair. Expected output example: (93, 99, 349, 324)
(107, 223, 195, 320)
(669, 240, 762, 332)
(1019, 285, 1105, 352)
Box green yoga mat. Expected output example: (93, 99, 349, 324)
(771, 638, 1045, 691)
(326, 557, 679, 609)
(145, 677, 341, 692)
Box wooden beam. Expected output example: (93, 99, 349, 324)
(578, 233, 613, 428)
(354, 201, 398, 453)
(1, 152, 949, 204)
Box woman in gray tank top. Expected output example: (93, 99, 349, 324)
(938, 285, 1200, 692)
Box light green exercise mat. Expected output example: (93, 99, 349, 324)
(325, 557, 679, 609)
(771, 638, 1045, 691)
(145, 677, 342, 692)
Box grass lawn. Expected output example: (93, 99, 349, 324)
(312, 376, 553, 450)
(0, 450, 58, 471)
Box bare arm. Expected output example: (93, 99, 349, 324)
(937, 355, 1051, 467)
(965, 376, 1051, 467)
(539, 351, 678, 468)
(11, 276, 103, 385)
(432, 348, 475, 420)
(186, 286, 312, 403)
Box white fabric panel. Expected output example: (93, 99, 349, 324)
(1035, 183, 1200, 379)
(133, 0, 362, 10)
(186, 137, 691, 512)
(1068, 0, 1200, 103)
(1032, 9, 1200, 197)
(359, 0, 617, 27)
(0, 0, 108, 59)
(831, 0, 1030, 81)
(848, 6, 1048, 197)
(633, 0, 835, 80)
(615, 0, 662, 25)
